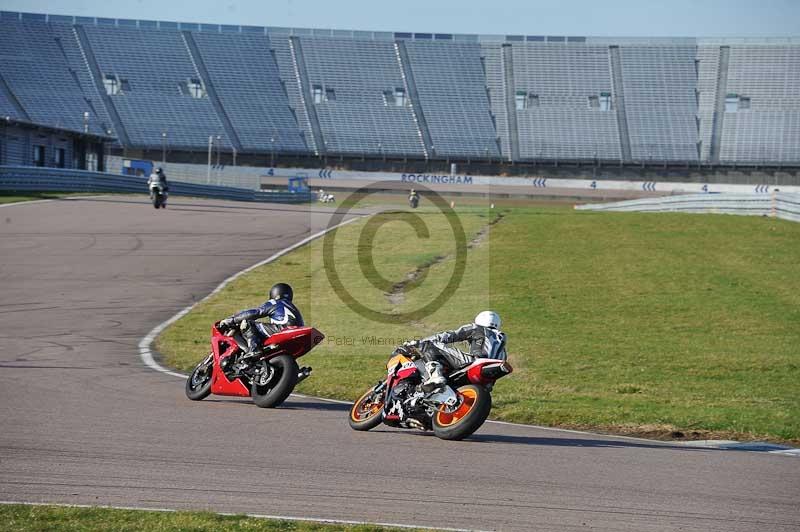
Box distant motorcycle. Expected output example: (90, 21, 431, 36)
(318, 189, 335, 203)
(349, 344, 512, 440)
(408, 192, 419, 208)
(149, 181, 168, 209)
(185, 321, 324, 408)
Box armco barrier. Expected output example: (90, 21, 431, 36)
(575, 192, 800, 223)
(0, 167, 315, 204)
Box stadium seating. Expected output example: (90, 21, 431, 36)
(298, 37, 425, 157)
(0, 81, 24, 119)
(1, 11, 799, 165)
(720, 45, 800, 163)
(619, 45, 699, 161)
(480, 43, 512, 160)
(695, 44, 721, 162)
(83, 24, 231, 149)
(191, 32, 307, 153)
(47, 22, 116, 136)
(485, 42, 623, 160)
(0, 19, 106, 134)
(268, 35, 319, 155)
(404, 41, 500, 158)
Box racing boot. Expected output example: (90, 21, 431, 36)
(422, 361, 447, 392)
(242, 336, 262, 360)
(240, 321, 264, 360)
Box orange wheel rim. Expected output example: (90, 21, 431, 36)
(436, 388, 477, 427)
(351, 389, 384, 422)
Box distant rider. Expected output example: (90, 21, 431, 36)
(148, 167, 169, 204)
(219, 283, 304, 359)
(406, 311, 507, 391)
(148, 166, 169, 190)
(408, 188, 419, 208)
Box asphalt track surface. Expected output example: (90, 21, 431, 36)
(0, 196, 798, 532)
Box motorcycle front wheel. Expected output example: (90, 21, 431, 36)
(432, 384, 491, 441)
(185, 353, 213, 400)
(348, 386, 385, 431)
(251, 354, 298, 408)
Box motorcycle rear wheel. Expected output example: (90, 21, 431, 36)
(251, 354, 298, 408)
(185, 353, 213, 401)
(348, 387, 385, 431)
(432, 384, 491, 441)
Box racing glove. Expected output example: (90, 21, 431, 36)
(219, 317, 236, 330)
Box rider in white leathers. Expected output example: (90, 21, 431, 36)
(147, 167, 169, 204)
(406, 311, 507, 391)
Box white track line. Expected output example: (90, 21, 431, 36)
(0, 501, 482, 532)
(0, 194, 133, 209)
(136, 209, 798, 457)
(0, 198, 55, 208)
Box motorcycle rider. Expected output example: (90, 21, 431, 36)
(408, 188, 419, 208)
(148, 166, 169, 201)
(148, 166, 169, 189)
(218, 283, 304, 360)
(406, 311, 507, 391)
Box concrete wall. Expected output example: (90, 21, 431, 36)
(106, 156, 800, 200)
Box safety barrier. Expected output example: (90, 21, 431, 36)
(0, 166, 315, 204)
(575, 192, 800, 223)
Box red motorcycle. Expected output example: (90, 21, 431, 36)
(185, 321, 324, 408)
(349, 345, 513, 440)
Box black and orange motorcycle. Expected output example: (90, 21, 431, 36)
(349, 344, 512, 440)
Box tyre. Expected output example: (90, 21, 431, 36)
(432, 384, 492, 441)
(348, 386, 385, 431)
(185, 353, 213, 401)
(251, 354, 298, 408)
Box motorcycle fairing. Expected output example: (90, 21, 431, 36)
(210, 330, 250, 397)
(265, 326, 325, 359)
(207, 324, 324, 397)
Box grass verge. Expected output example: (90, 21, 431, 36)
(158, 202, 800, 443)
(0, 504, 412, 531)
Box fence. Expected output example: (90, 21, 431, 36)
(106, 156, 264, 189)
(575, 192, 800, 223)
(0, 166, 316, 204)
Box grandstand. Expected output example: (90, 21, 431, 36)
(0, 10, 798, 170)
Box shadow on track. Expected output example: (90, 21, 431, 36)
(201, 398, 350, 412)
(367, 428, 704, 452)
(281, 400, 351, 412)
(466, 433, 699, 451)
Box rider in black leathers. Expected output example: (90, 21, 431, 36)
(219, 283, 304, 358)
(406, 311, 507, 391)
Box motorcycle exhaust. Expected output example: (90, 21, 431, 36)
(480, 361, 514, 380)
(297, 366, 312, 383)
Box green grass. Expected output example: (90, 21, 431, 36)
(0, 504, 411, 531)
(159, 202, 800, 443)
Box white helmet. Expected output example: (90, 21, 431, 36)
(474, 310, 501, 329)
